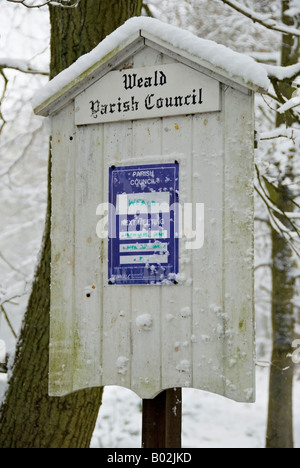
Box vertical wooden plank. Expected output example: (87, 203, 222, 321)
(191, 111, 225, 396)
(73, 124, 103, 391)
(49, 103, 76, 396)
(161, 114, 193, 391)
(102, 120, 133, 391)
(131, 47, 166, 398)
(223, 86, 255, 402)
(130, 117, 163, 398)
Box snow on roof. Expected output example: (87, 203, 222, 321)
(33, 17, 270, 114)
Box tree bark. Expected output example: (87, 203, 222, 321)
(266, 0, 299, 449)
(49, 0, 143, 78)
(0, 0, 142, 448)
(266, 182, 296, 449)
(276, 0, 300, 128)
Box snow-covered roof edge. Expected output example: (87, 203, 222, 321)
(33, 17, 270, 115)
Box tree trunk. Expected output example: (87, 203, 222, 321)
(266, 182, 296, 449)
(266, 0, 299, 449)
(49, 0, 143, 78)
(276, 0, 300, 128)
(0, 0, 142, 448)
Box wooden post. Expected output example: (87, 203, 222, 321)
(142, 388, 182, 448)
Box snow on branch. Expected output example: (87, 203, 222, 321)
(220, 0, 300, 37)
(259, 127, 300, 142)
(264, 63, 300, 83)
(260, 63, 300, 123)
(277, 94, 300, 114)
(255, 165, 300, 259)
(6, 0, 80, 8)
(0, 58, 48, 76)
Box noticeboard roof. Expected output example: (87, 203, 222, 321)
(33, 17, 270, 117)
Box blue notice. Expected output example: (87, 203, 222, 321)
(108, 163, 179, 285)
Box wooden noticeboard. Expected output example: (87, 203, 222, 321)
(33, 18, 269, 403)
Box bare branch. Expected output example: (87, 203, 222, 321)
(264, 77, 300, 126)
(0, 124, 44, 178)
(0, 251, 26, 279)
(0, 58, 48, 76)
(6, 0, 81, 8)
(255, 165, 300, 259)
(254, 262, 272, 272)
(220, 0, 300, 37)
(0, 69, 8, 132)
(142, 3, 155, 17)
(259, 127, 300, 142)
(0, 304, 17, 339)
(0, 287, 28, 340)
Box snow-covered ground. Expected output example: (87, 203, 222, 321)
(0, 365, 299, 448)
(91, 367, 300, 448)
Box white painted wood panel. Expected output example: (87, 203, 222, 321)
(48, 44, 255, 402)
(102, 121, 133, 390)
(73, 125, 103, 391)
(191, 112, 225, 396)
(49, 102, 76, 396)
(130, 117, 164, 397)
(161, 115, 193, 392)
(222, 86, 255, 402)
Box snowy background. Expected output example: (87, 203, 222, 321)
(91, 368, 300, 448)
(0, 0, 300, 448)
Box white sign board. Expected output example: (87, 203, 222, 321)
(75, 63, 221, 124)
(34, 22, 257, 403)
